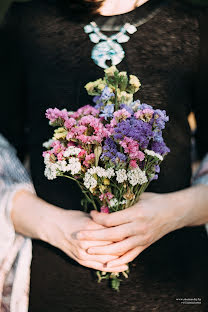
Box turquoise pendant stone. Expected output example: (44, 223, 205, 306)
(91, 41, 125, 69)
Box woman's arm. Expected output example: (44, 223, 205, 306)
(76, 185, 208, 267)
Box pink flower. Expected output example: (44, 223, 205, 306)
(134, 108, 154, 122)
(71, 105, 99, 119)
(64, 118, 76, 129)
(129, 160, 138, 168)
(120, 137, 145, 161)
(111, 109, 131, 127)
(78, 149, 87, 159)
(100, 206, 110, 213)
(57, 151, 64, 161)
(46, 108, 68, 123)
(99, 192, 114, 201)
(83, 153, 95, 168)
(51, 141, 65, 155)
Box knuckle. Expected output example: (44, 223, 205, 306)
(103, 218, 113, 227)
(142, 233, 151, 245)
(79, 241, 88, 249)
(77, 249, 86, 260)
(140, 223, 148, 235)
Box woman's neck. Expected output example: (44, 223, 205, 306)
(98, 0, 149, 16)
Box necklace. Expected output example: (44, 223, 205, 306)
(84, 21, 137, 69)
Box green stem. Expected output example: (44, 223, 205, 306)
(59, 174, 98, 211)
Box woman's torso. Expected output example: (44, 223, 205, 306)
(7, 0, 208, 310)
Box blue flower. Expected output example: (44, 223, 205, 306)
(100, 86, 115, 101)
(100, 104, 115, 120)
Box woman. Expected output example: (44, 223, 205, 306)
(0, 0, 208, 311)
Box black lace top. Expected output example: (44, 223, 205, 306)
(1, 0, 208, 311)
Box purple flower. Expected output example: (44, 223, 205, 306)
(154, 165, 160, 173)
(119, 104, 134, 115)
(93, 87, 115, 111)
(153, 109, 169, 130)
(153, 130, 163, 142)
(139, 103, 153, 110)
(151, 140, 170, 155)
(113, 117, 154, 149)
(101, 137, 126, 163)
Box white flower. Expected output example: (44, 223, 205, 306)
(127, 167, 148, 186)
(43, 155, 58, 180)
(63, 146, 81, 157)
(44, 165, 57, 180)
(42, 139, 54, 149)
(109, 198, 118, 207)
(56, 160, 68, 172)
(66, 157, 81, 175)
(116, 169, 127, 183)
(144, 149, 163, 161)
(106, 168, 115, 179)
(88, 166, 115, 178)
(84, 172, 97, 190)
(119, 200, 127, 205)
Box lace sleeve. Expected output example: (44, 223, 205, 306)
(0, 133, 34, 312)
(192, 154, 208, 186)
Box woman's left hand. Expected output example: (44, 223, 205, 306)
(77, 192, 184, 268)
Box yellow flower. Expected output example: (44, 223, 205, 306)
(118, 71, 127, 77)
(104, 65, 118, 76)
(123, 189, 135, 201)
(129, 75, 141, 92)
(53, 127, 67, 140)
(97, 83, 106, 91)
(84, 79, 104, 95)
(117, 90, 133, 104)
(103, 178, 110, 186)
(99, 185, 107, 192)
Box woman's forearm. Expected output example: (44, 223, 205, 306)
(165, 184, 208, 229)
(11, 189, 63, 242)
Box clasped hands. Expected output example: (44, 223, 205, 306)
(71, 192, 181, 272)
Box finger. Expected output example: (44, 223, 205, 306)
(63, 245, 121, 269)
(106, 246, 146, 268)
(77, 223, 136, 242)
(87, 236, 142, 256)
(73, 246, 119, 264)
(77, 240, 113, 250)
(90, 208, 135, 227)
(78, 260, 129, 273)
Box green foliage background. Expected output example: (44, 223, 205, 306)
(0, 0, 208, 24)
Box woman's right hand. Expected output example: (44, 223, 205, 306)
(11, 190, 128, 272)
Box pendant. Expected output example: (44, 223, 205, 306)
(91, 41, 125, 69)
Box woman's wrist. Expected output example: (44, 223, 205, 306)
(164, 184, 208, 230)
(11, 189, 64, 242)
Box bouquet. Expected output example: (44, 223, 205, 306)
(43, 66, 170, 291)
